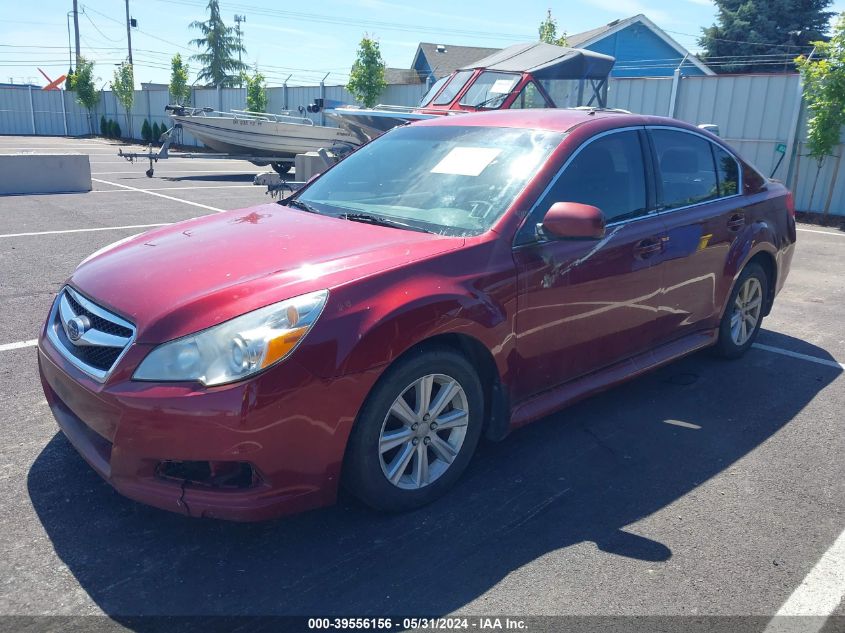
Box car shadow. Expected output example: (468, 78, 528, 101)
(161, 174, 263, 183)
(27, 330, 841, 622)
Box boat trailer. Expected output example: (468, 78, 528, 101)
(117, 123, 296, 178)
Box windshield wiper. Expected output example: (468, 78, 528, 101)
(286, 198, 320, 214)
(472, 94, 508, 109)
(340, 212, 433, 233)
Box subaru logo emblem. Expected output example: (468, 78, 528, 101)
(67, 316, 88, 342)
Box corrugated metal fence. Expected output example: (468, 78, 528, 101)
(1, 75, 843, 215)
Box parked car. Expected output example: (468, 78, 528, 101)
(38, 109, 796, 521)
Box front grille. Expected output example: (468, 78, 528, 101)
(64, 291, 133, 339)
(46, 287, 136, 381)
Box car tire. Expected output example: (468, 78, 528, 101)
(343, 346, 484, 513)
(714, 262, 768, 359)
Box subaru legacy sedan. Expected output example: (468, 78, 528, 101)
(38, 109, 796, 521)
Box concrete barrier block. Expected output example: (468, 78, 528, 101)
(0, 153, 92, 195)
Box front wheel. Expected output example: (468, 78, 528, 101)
(714, 262, 768, 358)
(343, 347, 484, 512)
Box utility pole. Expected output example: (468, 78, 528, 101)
(125, 0, 133, 64)
(72, 0, 81, 66)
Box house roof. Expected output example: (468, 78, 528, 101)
(460, 43, 615, 80)
(412, 43, 501, 77)
(384, 68, 425, 85)
(565, 14, 713, 75)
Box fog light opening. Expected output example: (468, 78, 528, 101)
(156, 460, 258, 489)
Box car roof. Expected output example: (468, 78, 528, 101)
(412, 108, 689, 135)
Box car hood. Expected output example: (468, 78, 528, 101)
(69, 203, 463, 344)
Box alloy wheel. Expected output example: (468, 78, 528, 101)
(378, 373, 469, 490)
(730, 277, 763, 346)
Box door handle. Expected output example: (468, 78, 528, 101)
(727, 212, 745, 232)
(633, 237, 664, 259)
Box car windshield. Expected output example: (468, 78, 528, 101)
(419, 76, 450, 107)
(295, 125, 564, 237)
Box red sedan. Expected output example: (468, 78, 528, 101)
(38, 109, 796, 521)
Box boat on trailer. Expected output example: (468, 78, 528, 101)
(165, 105, 359, 161)
(326, 43, 615, 144)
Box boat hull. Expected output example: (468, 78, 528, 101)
(325, 109, 438, 143)
(171, 115, 359, 159)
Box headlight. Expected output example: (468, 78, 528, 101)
(133, 290, 328, 386)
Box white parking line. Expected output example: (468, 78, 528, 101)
(753, 343, 845, 370)
(797, 227, 845, 237)
(93, 169, 257, 175)
(92, 184, 254, 193)
(0, 339, 37, 352)
(0, 223, 170, 239)
(763, 528, 845, 633)
(91, 178, 224, 212)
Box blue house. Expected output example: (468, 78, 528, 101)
(567, 14, 713, 77)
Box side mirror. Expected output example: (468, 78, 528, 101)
(539, 202, 606, 240)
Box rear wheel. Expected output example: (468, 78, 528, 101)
(344, 347, 483, 512)
(714, 262, 768, 358)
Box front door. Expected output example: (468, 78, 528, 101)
(512, 128, 667, 402)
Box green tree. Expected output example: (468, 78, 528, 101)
(795, 13, 845, 211)
(169, 53, 192, 104)
(700, 0, 834, 73)
(189, 0, 246, 87)
(538, 9, 568, 46)
(70, 56, 99, 135)
(111, 62, 135, 139)
(346, 35, 387, 108)
(244, 68, 268, 112)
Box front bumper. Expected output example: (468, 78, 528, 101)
(38, 334, 377, 521)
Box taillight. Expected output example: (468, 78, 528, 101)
(785, 191, 796, 218)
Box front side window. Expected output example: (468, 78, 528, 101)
(419, 75, 450, 107)
(459, 72, 520, 109)
(534, 130, 648, 227)
(432, 71, 473, 106)
(651, 129, 719, 209)
(297, 125, 564, 237)
(509, 82, 551, 109)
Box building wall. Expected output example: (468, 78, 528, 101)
(585, 22, 707, 77)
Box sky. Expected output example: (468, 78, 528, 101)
(3, 0, 845, 87)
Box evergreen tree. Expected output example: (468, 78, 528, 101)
(700, 0, 835, 73)
(189, 1, 247, 87)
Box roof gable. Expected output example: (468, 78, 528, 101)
(566, 14, 713, 75)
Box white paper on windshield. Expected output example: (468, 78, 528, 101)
(490, 78, 515, 94)
(431, 147, 502, 177)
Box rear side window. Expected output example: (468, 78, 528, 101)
(540, 130, 648, 224)
(714, 145, 740, 196)
(651, 129, 718, 209)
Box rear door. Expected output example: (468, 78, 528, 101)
(647, 127, 745, 342)
(512, 128, 668, 402)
